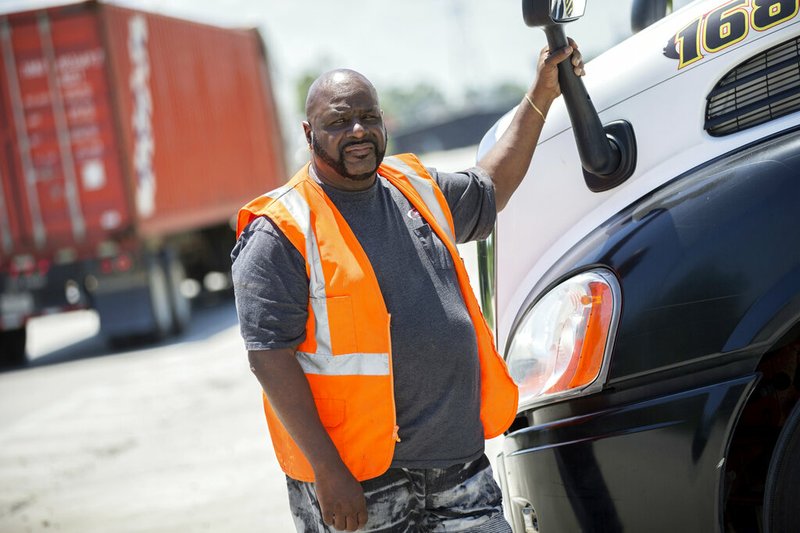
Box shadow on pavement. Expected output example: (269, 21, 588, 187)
(14, 296, 240, 370)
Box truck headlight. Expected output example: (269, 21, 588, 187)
(506, 269, 620, 408)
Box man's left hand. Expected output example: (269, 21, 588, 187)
(531, 37, 585, 103)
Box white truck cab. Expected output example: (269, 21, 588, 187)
(478, 0, 800, 531)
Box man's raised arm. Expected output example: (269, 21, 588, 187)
(478, 39, 585, 212)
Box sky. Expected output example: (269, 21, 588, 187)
(0, 0, 637, 161)
(100, 0, 634, 97)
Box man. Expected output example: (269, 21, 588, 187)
(233, 41, 584, 532)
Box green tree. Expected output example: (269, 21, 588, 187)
(465, 81, 528, 110)
(295, 70, 320, 116)
(379, 83, 449, 129)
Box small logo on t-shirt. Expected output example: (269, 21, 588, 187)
(407, 208, 422, 220)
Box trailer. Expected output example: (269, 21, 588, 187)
(0, 1, 285, 364)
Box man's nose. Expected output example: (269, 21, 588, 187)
(350, 120, 366, 137)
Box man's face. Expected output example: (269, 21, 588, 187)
(305, 80, 387, 187)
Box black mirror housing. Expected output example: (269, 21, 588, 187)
(523, 0, 587, 27)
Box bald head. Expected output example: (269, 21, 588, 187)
(301, 68, 387, 189)
(305, 69, 379, 121)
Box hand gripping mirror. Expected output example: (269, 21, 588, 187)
(523, 0, 637, 192)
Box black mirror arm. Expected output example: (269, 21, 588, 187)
(543, 24, 621, 176)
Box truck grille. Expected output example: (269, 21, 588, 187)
(705, 37, 800, 136)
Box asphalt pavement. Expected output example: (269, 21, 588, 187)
(0, 300, 295, 532)
(0, 241, 502, 533)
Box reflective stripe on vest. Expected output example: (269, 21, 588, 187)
(382, 156, 456, 245)
(296, 351, 390, 376)
(273, 187, 332, 356)
(273, 186, 391, 377)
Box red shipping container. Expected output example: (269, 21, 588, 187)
(0, 0, 285, 257)
(0, 1, 286, 359)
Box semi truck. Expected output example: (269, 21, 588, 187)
(478, 0, 800, 531)
(0, 1, 285, 365)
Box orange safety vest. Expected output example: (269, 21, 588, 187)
(236, 153, 518, 482)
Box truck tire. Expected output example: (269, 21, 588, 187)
(162, 251, 191, 334)
(764, 400, 800, 532)
(0, 327, 27, 368)
(147, 258, 174, 340)
(102, 256, 174, 347)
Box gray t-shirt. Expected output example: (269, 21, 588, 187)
(232, 165, 496, 468)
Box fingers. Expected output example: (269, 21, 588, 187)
(325, 509, 361, 531)
(544, 44, 574, 67)
(322, 502, 367, 531)
(315, 464, 367, 530)
(322, 506, 336, 528)
(344, 514, 357, 531)
(567, 37, 585, 76)
(543, 39, 585, 77)
(331, 513, 364, 531)
(331, 508, 351, 531)
(567, 37, 580, 50)
(571, 50, 585, 76)
(343, 501, 367, 531)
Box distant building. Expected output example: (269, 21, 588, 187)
(391, 107, 509, 154)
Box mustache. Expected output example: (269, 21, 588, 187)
(341, 139, 379, 151)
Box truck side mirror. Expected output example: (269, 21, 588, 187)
(524, 0, 587, 26)
(522, 0, 637, 192)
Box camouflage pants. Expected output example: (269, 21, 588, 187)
(286, 454, 512, 532)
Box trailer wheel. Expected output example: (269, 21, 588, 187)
(764, 400, 800, 532)
(148, 259, 173, 340)
(162, 251, 191, 334)
(0, 327, 27, 368)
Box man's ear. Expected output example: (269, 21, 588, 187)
(302, 121, 312, 146)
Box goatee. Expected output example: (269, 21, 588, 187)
(312, 134, 387, 181)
